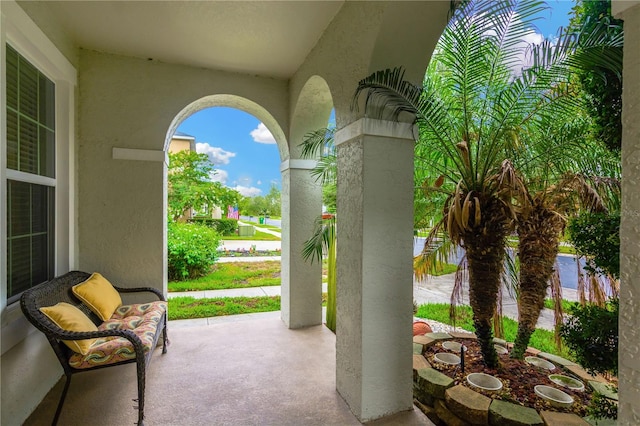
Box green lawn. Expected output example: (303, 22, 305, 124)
(431, 263, 458, 276)
(543, 298, 579, 312)
(168, 261, 280, 291)
(254, 223, 282, 231)
(169, 296, 280, 320)
(557, 244, 577, 255)
(221, 229, 280, 241)
(415, 302, 572, 358)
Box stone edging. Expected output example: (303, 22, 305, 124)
(412, 331, 617, 426)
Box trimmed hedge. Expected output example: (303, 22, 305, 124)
(190, 217, 238, 236)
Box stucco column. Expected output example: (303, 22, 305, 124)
(280, 160, 323, 329)
(334, 118, 415, 422)
(617, 2, 640, 424)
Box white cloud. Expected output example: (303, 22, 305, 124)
(257, 180, 262, 185)
(250, 123, 276, 144)
(196, 143, 236, 165)
(234, 185, 262, 197)
(209, 169, 229, 184)
(516, 30, 546, 72)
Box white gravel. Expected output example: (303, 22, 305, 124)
(414, 317, 470, 334)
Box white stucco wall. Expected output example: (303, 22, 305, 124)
(1, 2, 77, 424)
(617, 2, 640, 424)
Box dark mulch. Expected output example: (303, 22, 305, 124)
(424, 339, 594, 416)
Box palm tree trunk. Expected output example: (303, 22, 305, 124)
(463, 197, 511, 369)
(511, 208, 563, 359)
(466, 240, 505, 368)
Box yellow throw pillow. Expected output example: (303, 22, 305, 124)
(72, 273, 122, 321)
(40, 302, 98, 355)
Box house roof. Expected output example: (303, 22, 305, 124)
(172, 131, 196, 141)
(32, 1, 344, 79)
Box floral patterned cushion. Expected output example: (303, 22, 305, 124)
(69, 301, 167, 369)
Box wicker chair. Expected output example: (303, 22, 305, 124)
(20, 271, 168, 426)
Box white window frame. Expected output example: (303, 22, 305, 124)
(0, 0, 76, 354)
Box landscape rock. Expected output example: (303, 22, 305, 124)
(426, 332, 453, 340)
(445, 384, 490, 425)
(565, 365, 609, 383)
(537, 352, 577, 367)
(489, 400, 543, 426)
(449, 331, 477, 339)
(588, 380, 618, 400)
(539, 410, 590, 425)
(416, 367, 455, 399)
(413, 354, 431, 373)
(435, 399, 471, 426)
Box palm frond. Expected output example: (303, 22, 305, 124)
(301, 216, 336, 264)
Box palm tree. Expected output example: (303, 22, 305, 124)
(354, 0, 621, 367)
(299, 127, 338, 332)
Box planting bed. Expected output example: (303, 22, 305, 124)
(413, 331, 617, 425)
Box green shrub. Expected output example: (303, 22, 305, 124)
(568, 213, 620, 279)
(587, 391, 618, 421)
(168, 222, 221, 280)
(560, 298, 618, 377)
(190, 217, 238, 236)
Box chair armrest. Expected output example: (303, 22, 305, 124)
(51, 328, 146, 354)
(113, 286, 165, 302)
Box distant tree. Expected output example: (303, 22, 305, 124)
(168, 151, 240, 221)
(264, 184, 282, 217)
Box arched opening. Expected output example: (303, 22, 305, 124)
(163, 95, 287, 306)
(285, 76, 335, 329)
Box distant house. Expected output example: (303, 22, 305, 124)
(168, 131, 196, 154)
(169, 131, 222, 220)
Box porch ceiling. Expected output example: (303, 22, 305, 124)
(30, 1, 344, 79)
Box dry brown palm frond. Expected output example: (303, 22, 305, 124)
(452, 182, 465, 231)
(496, 159, 528, 201)
(413, 219, 455, 282)
(473, 196, 482, 226)
(421, 175, 449, 197)
(549, 265, 564, 350)
(493, 286, 504, 339)
(608, 276, 620, 298)
(456, 141, 470, 169)
(576, 258, 587, 305)
(547, 173, 607, 215)
(588, 273, 607, 307)
(449, 255, 468, 328)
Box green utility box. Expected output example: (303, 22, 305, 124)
(238, 225, 255, 237)
(259, 217, 265, 224)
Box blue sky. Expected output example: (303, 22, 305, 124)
(177, 1, 574, 198)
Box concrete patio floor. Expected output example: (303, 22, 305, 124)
(24, 311, 434, 426)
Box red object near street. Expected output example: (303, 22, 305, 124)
(413, 321, 433, 336)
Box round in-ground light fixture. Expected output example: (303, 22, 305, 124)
(525, 356, 556, 371)
(433, 352, 461, 365)
(466, 373, 503, 391)
(548, 374, 585, 391)
(534, 385, 574, 408)
(494, 344, 508, 355)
